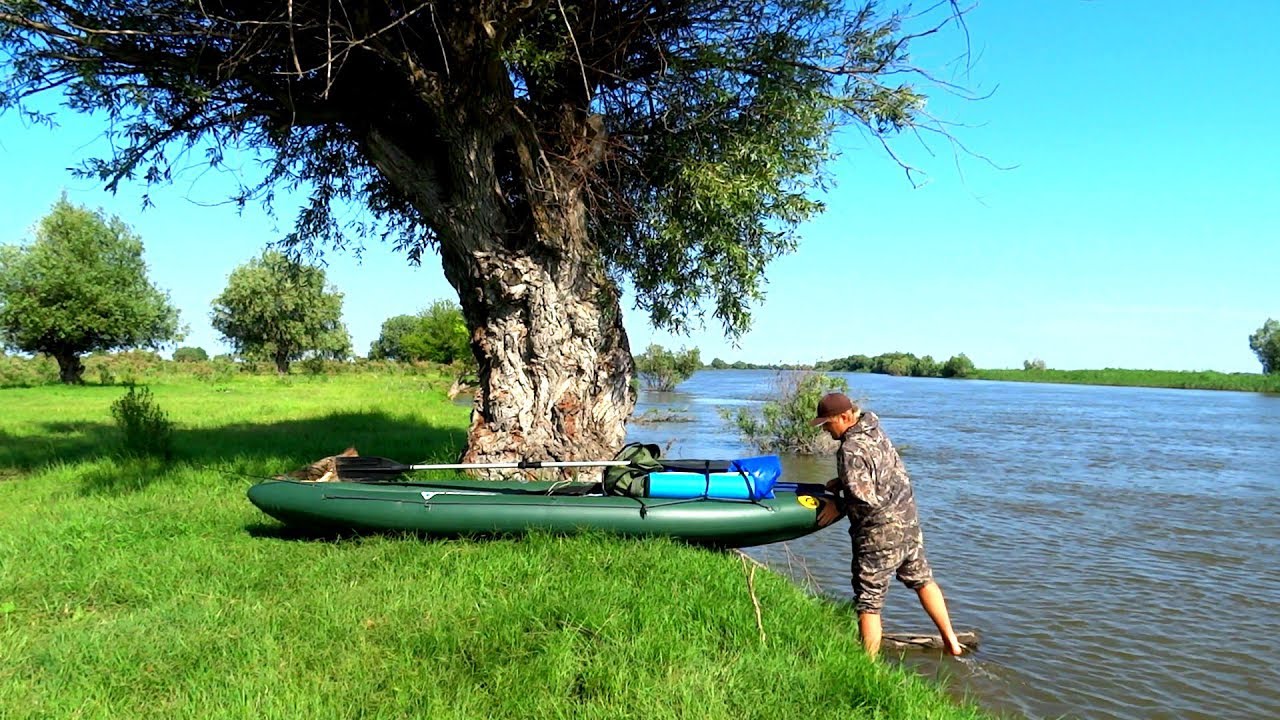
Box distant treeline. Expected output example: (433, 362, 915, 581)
(704, 351, 976, 377)
(974, 367, 1280, 393)
(699, 351, 1280, 393)
(704, 358, 813, 371)
(815, 352, 976, 378)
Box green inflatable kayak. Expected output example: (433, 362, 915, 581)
(247, 476, 843, 548)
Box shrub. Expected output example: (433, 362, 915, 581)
(110, 384, 174, 460)
(912, 355, 940, 377)
(634, 344, 701, 391)
(1249, 319, 1280, 375)
(173, 346, 209, 362)
(83, 350, 164, 385)
(300, 355, 328, 375)
(940, 353, 976, 378)
(881, 356, 914, 377)
(723, 370, 849, 454)
(370, 300, 473, 367)
(0, 354, 58, 387)
(96, 363, 116, 386)
(208, 357, 237, 384)
(1023, 357, 1046, 371)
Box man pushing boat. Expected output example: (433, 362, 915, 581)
(812, 392, 965, 657)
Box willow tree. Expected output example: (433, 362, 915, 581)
(1, 1, 964, 466)
(0, 197, 183, 383)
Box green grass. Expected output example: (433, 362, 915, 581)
(972, 367, 1280, 393)
(0, 374, 988, 719)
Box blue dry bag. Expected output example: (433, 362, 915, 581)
(646, 455, 782, 500)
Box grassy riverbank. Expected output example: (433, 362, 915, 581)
(0, 374, 986, 719)
(971, 367, 1280, 393)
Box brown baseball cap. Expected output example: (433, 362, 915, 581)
(810, 392, 856, 426)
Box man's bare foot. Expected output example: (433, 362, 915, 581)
(943, 635, 965, 656)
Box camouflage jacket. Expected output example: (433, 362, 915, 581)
(835, 410, 921, 530)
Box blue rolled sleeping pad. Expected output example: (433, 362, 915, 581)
(645, 455, 782, 500)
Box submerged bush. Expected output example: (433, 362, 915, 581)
(635, 344, 701, 391)
(110, 384, 174, 460)
(724, 370, 849, 454)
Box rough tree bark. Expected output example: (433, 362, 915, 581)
(53, 350, 85, 385)
(365, 98, 634, 476)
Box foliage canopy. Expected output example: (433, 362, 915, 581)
(173, 346, 209, 363)
(1, 0, 972, 461)
(210, 251, 351, 373)
(369, 300, 472, 366)
(0, 198, 183, 383)
(0, 0, 965, 339)
(634, 344, 701, 391)
(1249, 319, 1280, 375)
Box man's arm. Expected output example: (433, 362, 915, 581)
(839, 450, 880, 508)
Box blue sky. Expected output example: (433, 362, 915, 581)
(1, 1, 1277, 372)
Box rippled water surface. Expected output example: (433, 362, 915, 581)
(625, 371, 1280, 720)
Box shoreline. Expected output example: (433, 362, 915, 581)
(968, 367, 1280, 393)
(0, 374, 992, 720)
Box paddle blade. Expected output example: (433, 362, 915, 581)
(334, 455, 412, 480)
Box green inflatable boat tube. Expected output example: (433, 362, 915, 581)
(247, 477, 843, 548)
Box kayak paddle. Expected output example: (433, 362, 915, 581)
(335, 455, 630, 481)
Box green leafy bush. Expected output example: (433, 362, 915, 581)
(0, 354, 58, 387)
(1249, 319, 1280, 375)
(941, 353, 976, 378)
(634, 344, 701, 391)
(723, 370, 849, 454)
(110, 384, 174, 460)
(173, 346, 209, 362)
(369, 300, 473, 367)
(912, 355, 941, 377)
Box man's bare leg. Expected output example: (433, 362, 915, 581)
(858, 611, 883, 657)
(915, 581, 964, 655)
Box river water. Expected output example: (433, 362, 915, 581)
(624, 370, 1280, 720)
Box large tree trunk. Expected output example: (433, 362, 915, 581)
(53, 350, 85, 384)
(366, 108, 635, 479)
(445, 241, 635, 478)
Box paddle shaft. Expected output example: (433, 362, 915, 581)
(335, 455, 633, 478)
(395, 459, 630, 471)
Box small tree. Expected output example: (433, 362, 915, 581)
(940, 353, 976, 378)
(1023, 357, 1047, 371)
(882, 355, 914, 377)
(173, 346, 209, 363)
(368, 314, 419, 361)
(724, 371, 849, 454)
(370, 301, 473, 367)
(408, 300, 472, 366)
(634, 345, 701, 391)
(0, 198, 183, 383)
(1249, 319, 1280, 375)
(912, 355, 941, 377)
(210, 252, 351, 374)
